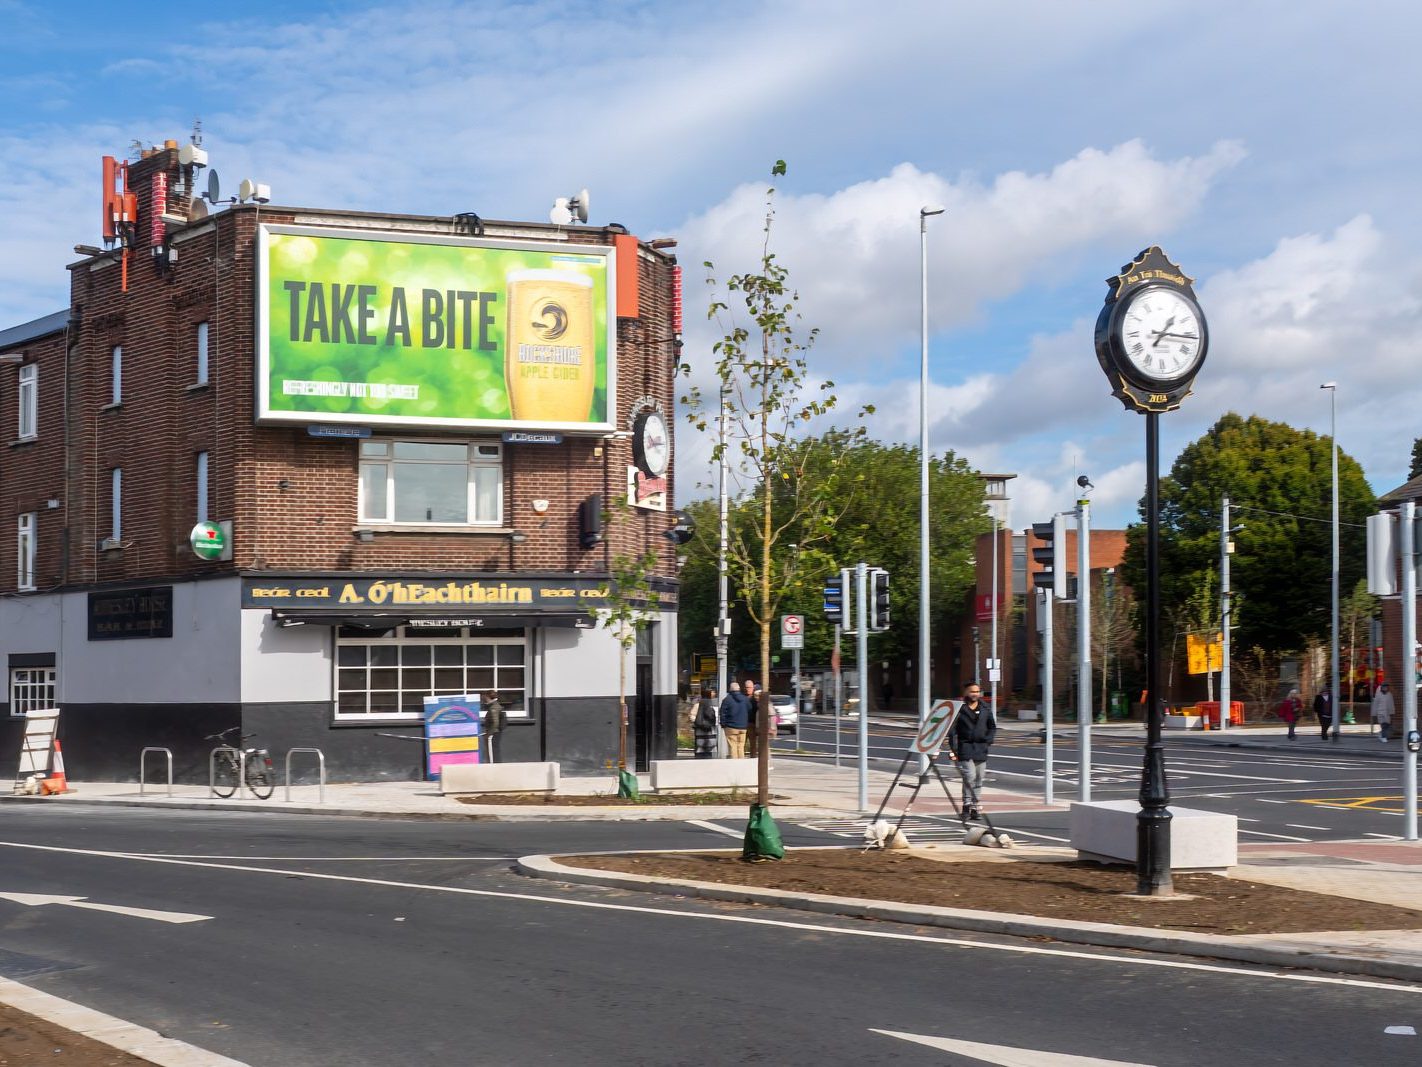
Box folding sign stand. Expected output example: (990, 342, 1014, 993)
(865, 700, 1005, 845)
(12, 709, 59, 793)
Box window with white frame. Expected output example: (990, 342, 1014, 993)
(17, 513, 35, 591)
(17, 363, 36, 439)
(334, 626, 526, 720)
(9, 666, 55, 717)
(358, 440, 503, 525)
(111, 345, 122, 404)
(109, 468, 122, 542)
(195, 321, 209, 384)
(196, 451, 209, 524)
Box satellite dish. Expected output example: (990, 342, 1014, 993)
(178, 143, 208, 168)
(549, 198, 573, 226)
(239, 178, 256, 202)
(206, 170, 221, 203)
(187, 198, 209, 222)
(570, 188, 590, 223)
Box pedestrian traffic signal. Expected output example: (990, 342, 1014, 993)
(869, 568, 891, 632)
(823, 573, 847, 627)
(1032, 514, 1068, 598)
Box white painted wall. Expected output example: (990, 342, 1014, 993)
(56, 579, 243, 703)
(541, 624, 622, 698)
(239, 610, 332, 703)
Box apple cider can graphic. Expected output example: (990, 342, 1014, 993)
(505, 270, 597, 422)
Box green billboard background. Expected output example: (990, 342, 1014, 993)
(258, 228, 612, 428)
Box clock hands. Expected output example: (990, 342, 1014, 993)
(1150, 315, 1176, 347)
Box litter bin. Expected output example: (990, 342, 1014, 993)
(1195, 701, 1244, 728)
(1110, 691, 1127, 719)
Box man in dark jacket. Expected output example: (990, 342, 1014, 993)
(948, 682, 996, 821)
(1314, 686, 1334, 741)
(718, 683, 751, 759)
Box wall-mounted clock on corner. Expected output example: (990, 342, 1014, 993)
(632, 409, 670, 478)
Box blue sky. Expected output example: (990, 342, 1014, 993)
(3, 0, 1419, 528)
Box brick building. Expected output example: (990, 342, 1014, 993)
(0, 142, 683, 782)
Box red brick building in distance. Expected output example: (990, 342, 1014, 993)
(0, 141, 684, 782)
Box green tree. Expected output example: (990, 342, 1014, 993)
(681, 162, 864, 839)
(1410, 437, 1422, 481)
(1119, 413, 1375, 658)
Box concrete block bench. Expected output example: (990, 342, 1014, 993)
(1164, 713, 1203, 730)
(649, 758, 758, 791)
(1069, 799, 1237, 872)
(439, 761, 559, 795)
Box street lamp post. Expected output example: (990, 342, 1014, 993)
(1322, 382, 1339, 740)
(715, 383, 730, 757)
(919, 205, 944, 773)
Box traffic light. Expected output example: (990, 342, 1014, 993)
(869, 568, 891, 632)
(823, 568, 851, 628)
(1032, 514, 1068, 598)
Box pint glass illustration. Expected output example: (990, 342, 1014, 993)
(505, 270, 596, 422)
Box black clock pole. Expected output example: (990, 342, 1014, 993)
(1137, 411, 1173, 895)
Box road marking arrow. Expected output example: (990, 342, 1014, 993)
(0, 892, 211, 924)
(871, 1029, 1155, 1066)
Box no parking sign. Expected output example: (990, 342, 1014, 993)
(912, 699, 957, 756)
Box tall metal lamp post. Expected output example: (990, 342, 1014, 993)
(918, 204, 944, 772)
(1321, 381, 1340, 739)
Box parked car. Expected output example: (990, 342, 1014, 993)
(768, 693, 799, 734)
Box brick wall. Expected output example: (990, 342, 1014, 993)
(2, 146, 681, 594)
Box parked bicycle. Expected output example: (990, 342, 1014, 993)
(205, 727, 275, 799)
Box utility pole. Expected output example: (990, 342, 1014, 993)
(1219, 495, 1231, 733)
(856, 561, 870, 812)
(1076, 496, 1092, 802)
(1041, 586, 1055, 805)
(715, 383, 729, 757)
(1403, 502, 1417, 841)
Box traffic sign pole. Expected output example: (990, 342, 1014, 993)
(857, 562, 869, 812)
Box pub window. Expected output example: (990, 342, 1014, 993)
(334, 626, 526, 721)
(109, 468, 122, 543)
(17, 363, 37, 440)
(358, 440, 503, 526)
(9, 666, 55, 717)
(17, 512, 35, 591)
(195, 321, 209, 384)
(196, 451, 209, 524)
(111, 345, 122, 404)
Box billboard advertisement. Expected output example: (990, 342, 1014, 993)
(256, 225, 616, 431)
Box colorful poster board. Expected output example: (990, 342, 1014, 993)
(423, 694, 482, 779)
(256, 226, 616, 432)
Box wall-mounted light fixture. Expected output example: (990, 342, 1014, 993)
(509, 531, 528, 544)
(355, 529, 374, 543)
(531, 499, 550, 514)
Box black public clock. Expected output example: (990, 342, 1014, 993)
(632, 410, 670, 478)
(1094, 246, 1209, 413)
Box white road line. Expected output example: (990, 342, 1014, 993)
(686, 820, 743, 839)
(1238, 829, 1314, 842)
(1235, 817, 1259, 823)
(1285, 825, 1332, 832)
(1258, 799, 1288, 804)
(126, 854, 517, 861)
(1, 839, 1411, 993)
(1365, 833, 1402, 840)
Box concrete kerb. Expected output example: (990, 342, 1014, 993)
(517, 851, 1422, 984)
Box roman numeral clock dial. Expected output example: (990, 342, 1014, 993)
(1093, 247, 1209, 414)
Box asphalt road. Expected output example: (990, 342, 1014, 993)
(2, 804, 1421, 1065)
(777, 719, 1418, 844)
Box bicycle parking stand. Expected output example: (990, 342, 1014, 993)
(284, 748, 326, 803)
(140, 747, 173, 796)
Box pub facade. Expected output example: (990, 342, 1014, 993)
(0, 142, 683, 782)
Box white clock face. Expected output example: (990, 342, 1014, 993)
(1118, 287, 1203, 382)
(640, 412, 670, 477)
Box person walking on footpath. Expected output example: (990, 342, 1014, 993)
(1314, 685, 1334, 741)
(1277, 688, 1303, 740)
(482, 692, 507, 763)
(693, 688, 719, 758)
(1373, 682, 1396, 742)
(718, 682, 751, 759)
(949, 682, 997, 821)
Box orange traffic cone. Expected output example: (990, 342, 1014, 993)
(41, 740, 70, 795)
